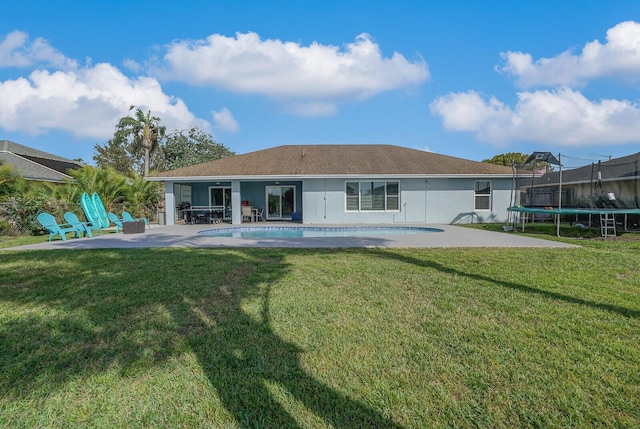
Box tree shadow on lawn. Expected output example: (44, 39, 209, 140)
(364, 248, 639, 319)
(0, 249, 402, 428)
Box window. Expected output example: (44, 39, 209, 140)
(346, 182, 359, 211)
(386, 182, 399, 210)
(475, 181, 491, 210)
(345, 181, 400, 211)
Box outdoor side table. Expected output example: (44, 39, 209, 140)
(123, 220, 145, 234)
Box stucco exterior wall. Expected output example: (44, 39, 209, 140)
(161, 176, 515, 225)
(301, 177, 514, 224)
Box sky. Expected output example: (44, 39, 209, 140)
(2, 0, 640, 170)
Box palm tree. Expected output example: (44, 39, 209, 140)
(0, 160, 25, 197)
(125, 173, 162, 219)
(67, 166, 128, 213)
(116, 107, 165, 176)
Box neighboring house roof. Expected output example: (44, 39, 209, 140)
(531, 152, 640, 187)
(149, 144, 515, 179)
(0, 140, 84, 182)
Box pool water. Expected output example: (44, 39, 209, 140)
(198, 226, 444, 238)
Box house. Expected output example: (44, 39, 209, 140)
(523, 152, 640, 209)
(0, 140, 84, 183)
(147, 144, 518, 225)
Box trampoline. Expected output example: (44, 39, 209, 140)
(506, 151, 640, 238)
(508, 206, 640, 238)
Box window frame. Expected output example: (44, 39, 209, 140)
(345, 181, 400, 212)
(474, 180, 492, 211)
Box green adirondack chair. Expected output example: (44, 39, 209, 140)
(37, 212, 78, 241)
(64, 212, 103, 238)
(108, 212, 124, 233)
(122, 210, 150, 229)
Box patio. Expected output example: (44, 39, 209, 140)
(4, 223, 576, 250)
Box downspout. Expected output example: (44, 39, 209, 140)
(323, 179, 327, 219)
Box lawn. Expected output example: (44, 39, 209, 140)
(1, 238, 639, 427)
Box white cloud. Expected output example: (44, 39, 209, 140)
(158, 32, 429, 109)
(0, 30, 77, 69)
(0, 63, 210, 138)
(430, 88, 640, 146)
(0, 30, 211, 139)
(498, 21, 640, 87)
(123, 58, 142, 73)
(429, 90, 511, 132)
(212, 107, 238, 133)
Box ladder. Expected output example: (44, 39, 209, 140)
(600, 213, 616, 238)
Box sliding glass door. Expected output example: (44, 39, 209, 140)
(209, 187, 232, 219)
(266, 186, 295, 220)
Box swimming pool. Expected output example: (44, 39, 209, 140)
(198, 226, 444, 238)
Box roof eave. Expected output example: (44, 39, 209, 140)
(1, 152, 74, 182)
(147, 173, 515, 181)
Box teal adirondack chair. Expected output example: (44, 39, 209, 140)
(64, 212, 103, 238)
(37, 212, 78, 241)
(108, 212, 124, 233)
(122, 210, 150, 229)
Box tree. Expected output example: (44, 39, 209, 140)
(93, 138, 135, 175)
(114, 107, 166, 176)
(482, 152, 530, 167)
(483, 152, 555, 172)
(94, 111, 233, 175)
(67, 165, 129, 213)
(161, 127, 235, 170)
(124, 173, 162, 219)
(0, 159, 26, 198)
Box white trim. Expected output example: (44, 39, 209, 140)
(265, 185, 296, 220)
(474, 180, 492, 211)
(208, 185, 232, 220)
(147, 173, 514, 181)
(344, 180, 401, 212)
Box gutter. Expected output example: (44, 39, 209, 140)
(146, 173, 516, 181)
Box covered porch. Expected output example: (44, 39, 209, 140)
(165, 179, 303, 225)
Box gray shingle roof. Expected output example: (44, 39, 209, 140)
(0, 140, 84, 182)
(150, 144, 515, 178)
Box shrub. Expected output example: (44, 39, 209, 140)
(3, 196, 59, 235)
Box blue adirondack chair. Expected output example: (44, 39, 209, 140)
(122, 210, 150, 229)
(37, 212, 78, 241)
(64, 212, 103, 238)
(108, 212, 124, 233)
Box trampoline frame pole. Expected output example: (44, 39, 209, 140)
(557, 153, 562, 237)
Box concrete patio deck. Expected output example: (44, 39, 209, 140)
(4, 223, 577, 250)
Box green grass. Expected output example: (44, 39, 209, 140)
(1, 239, 639, 427)
(468, 220, 640, 240)
(0, 229, 119, 249)
(0, 234, 49, 249)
